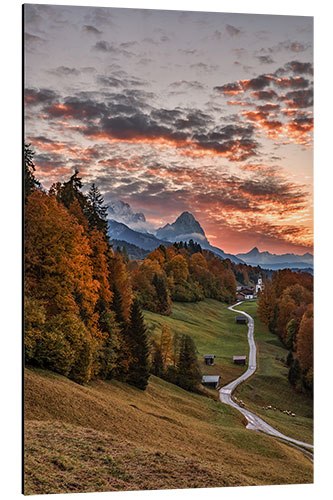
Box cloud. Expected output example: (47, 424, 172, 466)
(92, 41, 135, 58)
(216, 61, 313, 147)
(256, 55, 275, 65)
(49, 66, 81, 77)
(226, 24, 242, 37)
(25, 88, 58, 106)
(83, 24, 102, 35)
(190, 62, 219, 73)
(280, 89, 313, 108)
(284, 60, 313, 75)
(261, 40, 310, 54)
(169, 80, 205, 91)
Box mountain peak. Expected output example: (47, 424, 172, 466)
(156, 211, 206, 241)
(248, 246, 260, 255)
(176, 211, 196, 222)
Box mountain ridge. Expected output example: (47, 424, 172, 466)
(236, 247, 313, 268)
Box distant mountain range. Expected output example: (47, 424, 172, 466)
(236, 247, 313, 270)
(108, 212, 244, 264)
(107, 210, 313, 270)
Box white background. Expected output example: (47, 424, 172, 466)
(1, 1, 331, 499)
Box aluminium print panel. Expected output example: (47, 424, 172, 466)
(24, 3, 313, 495)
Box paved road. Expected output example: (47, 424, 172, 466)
(219, 302, 313, 453)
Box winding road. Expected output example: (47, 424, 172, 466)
(219, 302, 313, 456)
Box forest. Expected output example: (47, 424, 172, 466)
(24, 144, 312, 396)
(257, 268, 313, 394)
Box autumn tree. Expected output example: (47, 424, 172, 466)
(151, 342, 164, 377)
(109, 251, 133, 321)
(160, 324, 173, 366)
(285, 319, 298, 351)
(25, 190, 99, 321)
(296, 304, 313, 374)
(152, 273, 171, 315)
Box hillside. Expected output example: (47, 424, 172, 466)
(24, 299, 313, 494)
(25, 367, 312, 495)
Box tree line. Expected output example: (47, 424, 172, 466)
(257, 269, 313, 394)
(24, 145, 149, 389)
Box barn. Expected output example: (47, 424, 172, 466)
(203, 354, 215, 366)
(233, 355, 247, 365)
(235, 316, 247, 324)
(201, 375, 220, 389)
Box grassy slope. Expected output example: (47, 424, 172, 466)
(24, 299, 313, 494)
(234, 301, 313, 444)
(25, 367, 312, 495)
(144, 299, 250, 386)
(145, 300, 313, 443)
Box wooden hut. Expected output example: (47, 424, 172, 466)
(203, 354, 215, 366)
(235, 316, 247, 324)
(233, 355, 247, 366)
(201, 375, 220, 389)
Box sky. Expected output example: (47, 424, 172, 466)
(24, 3, 313, 255)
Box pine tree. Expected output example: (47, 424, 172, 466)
(24, 143, 40, 202)
(288, 357, 302, 386)
(59, 170, 86, 209)
(126, 299, 150, 390)
(286, 351, 293, 367)
(176, 335, 201, 392)
(85, 183, 108, 236)
(111, 286, 130, 380)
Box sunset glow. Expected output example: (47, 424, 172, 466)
(24, 5, 313, 255)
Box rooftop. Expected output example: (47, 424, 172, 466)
(202, 376, 220, 383)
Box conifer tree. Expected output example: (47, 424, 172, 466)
(176, 335, 201, 392)
(288, 357, 302, 386)
(24, 143, 40, 202)
(85, 183, 108, 236)
(126, 299, 150, 390)
(111, 286, 130, 380)
(59, 170, 86, 209)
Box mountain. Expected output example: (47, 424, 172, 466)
(156, 212, 209, 244)
(107, 220, 169, 251)
(108, 200, 146, 224)
(156, 212, 244, 264)
(110, 239, 150, 260)
(236, 247, 313, 269)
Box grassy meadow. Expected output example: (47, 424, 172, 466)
(234, 301, 313, 444)
(144, 299, 250, 386)
(24, 298, 313, 494)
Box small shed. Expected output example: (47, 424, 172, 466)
(202, 375, 220, 389)
(235, 316, 247, 324)
(203, 354, 215, 366)
(233, 355, 247, 366)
